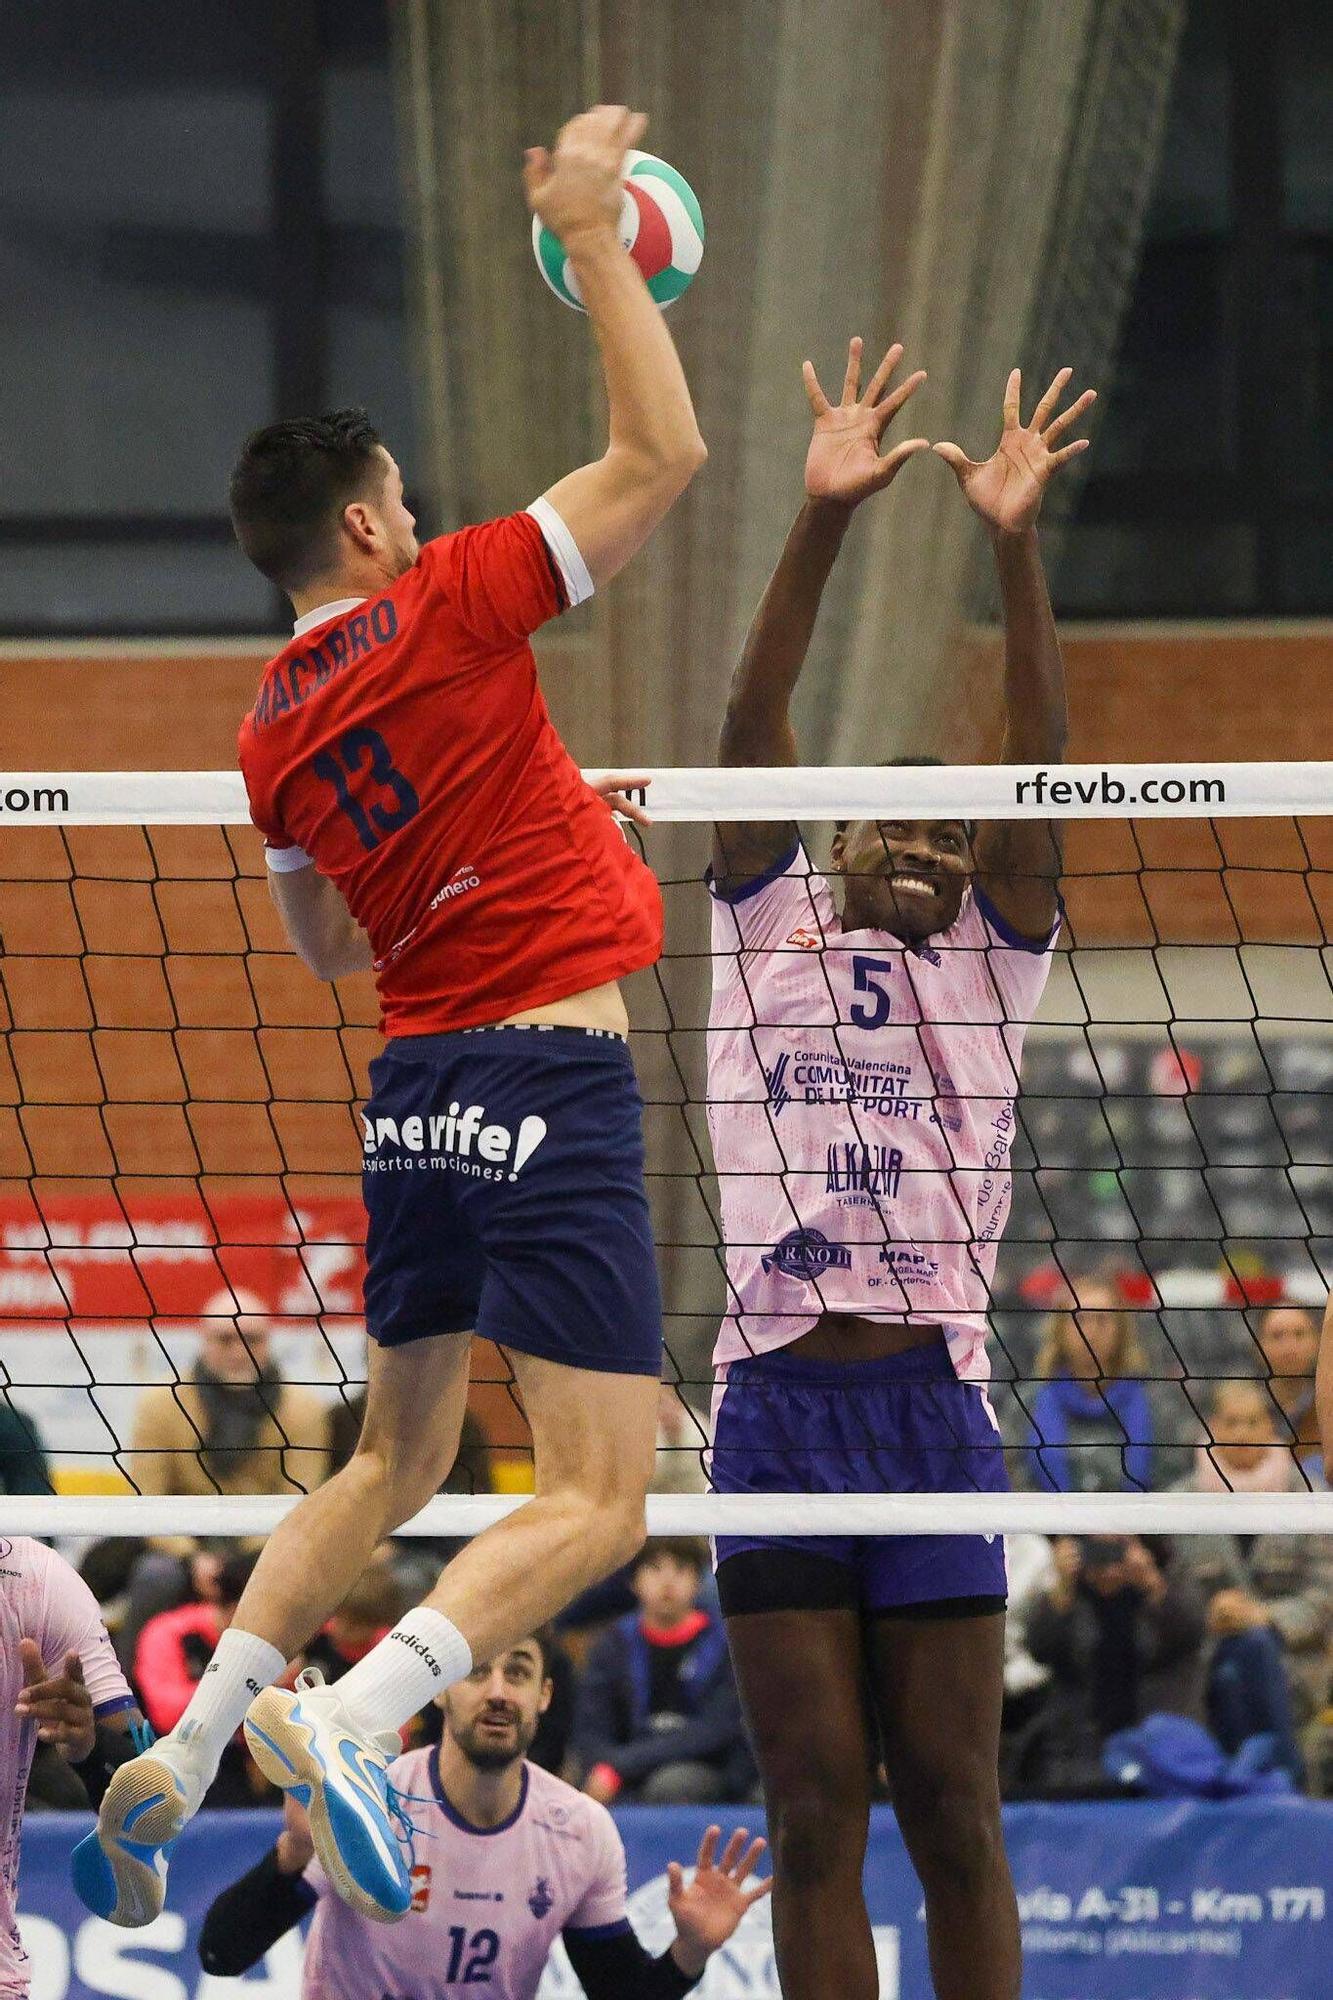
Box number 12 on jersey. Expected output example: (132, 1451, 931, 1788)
(312, 727, 420, 852)
(444, 1925, 499, 1983)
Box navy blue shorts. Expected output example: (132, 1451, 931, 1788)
(361, 1026, 662, 1376)
(711, 1339, 1009, 1614)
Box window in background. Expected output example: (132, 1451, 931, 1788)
(1056, 0, 1332, 617)
(0, 0, 415, 637)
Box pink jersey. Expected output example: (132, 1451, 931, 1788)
(300, 1750, 628, 2000)
(1, 1537, 134, 1997)
(708, 843, 1057, 1382)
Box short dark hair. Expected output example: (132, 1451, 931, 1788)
(229, 408, 387, 590)
(632, 1537, 707, 1577)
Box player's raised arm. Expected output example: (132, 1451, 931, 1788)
(934, 366, 1096, 941)
(532, 106, 706, 588)
(712, 338, 928, 893)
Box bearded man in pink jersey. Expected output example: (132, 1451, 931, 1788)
(200, 1631, 770, 2000)
(706, 337, 1095, 2000)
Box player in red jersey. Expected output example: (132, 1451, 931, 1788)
(82, 104, 706, 1931)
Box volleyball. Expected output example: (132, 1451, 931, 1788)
(532, 149, 704, 310)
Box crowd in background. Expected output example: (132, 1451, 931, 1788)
(7, 1287, 1330, 1813)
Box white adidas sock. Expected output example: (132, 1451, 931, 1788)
(171, 1626, 288, 1775)
(333, 1608, 473, 1737)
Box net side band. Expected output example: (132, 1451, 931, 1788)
(0, 762, 1328, 824)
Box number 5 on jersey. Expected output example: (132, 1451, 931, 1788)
(850, 953, 894, 1029)
(313, 727, 421, 852)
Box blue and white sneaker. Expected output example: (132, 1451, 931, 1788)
(244, 1669, 411, 1923)
(71, 1740, 204, 1927)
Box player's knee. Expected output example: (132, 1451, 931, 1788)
(349, 1432, 452, 1532)
(586, 1489, 647, 1575)
(900, 1778, 1003, 1901)
(769, 1782, 863, 1891)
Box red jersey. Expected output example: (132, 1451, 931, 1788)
(238, 505, 663, 1036)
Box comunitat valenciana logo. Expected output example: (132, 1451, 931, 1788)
(362, 1104, 548, 1182)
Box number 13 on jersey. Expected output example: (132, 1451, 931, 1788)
(312, 727, 420, 853)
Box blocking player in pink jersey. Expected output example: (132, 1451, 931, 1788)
(200, 1631, 770, 2000)
(1, 1536, 145, 1997)
(706, 339, 1095, 2000)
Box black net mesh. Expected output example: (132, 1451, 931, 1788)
(0, 808, 1328, 1508)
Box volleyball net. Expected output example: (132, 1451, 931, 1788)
(1, 760, 1330, 1542)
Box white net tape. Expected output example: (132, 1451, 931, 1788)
(0, 760, 1328, 823)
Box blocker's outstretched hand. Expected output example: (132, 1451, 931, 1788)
(522, 104, 646, 240)
(667, 1824, 772, 1975)
(934, 367, 1096, 535)
(803, 338, 930, 509)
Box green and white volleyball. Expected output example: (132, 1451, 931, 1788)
(532, 150, 704, 311)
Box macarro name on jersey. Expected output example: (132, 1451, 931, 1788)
(238, 503, 663, 1037)
(0, 1537, 135, 1997)
(300, 1750, 631, 2000)
(708, 843, 1058, 1383)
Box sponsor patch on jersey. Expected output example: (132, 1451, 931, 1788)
(761, 1227, 853, 1280)
(876, 1245, 940, 1285)
(784, 926, 822, 951)
(528, 1876, 555, 1919)
(410, 1863, 432, 1913)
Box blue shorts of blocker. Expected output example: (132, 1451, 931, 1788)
(361, 1025, 662, 1376)
(711, 1339, 1009, 1613)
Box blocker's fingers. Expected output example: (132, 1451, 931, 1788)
(745, 1875, 775, 1907)
(622, 109, 648, 151)
(63, 1653, 85, 1685)
(667, 1861, 685, 1898)
(18, 1639, 46, 1691)
(1043, 387, 1097, 442)
(871, 437, 931, 488)
(1031, 365, 1073, 431)
(717, 1827, 748, 1875)
(931, 440, 974, 475)
(1002, 367, 1022, 429)
(1049, 437, 1091, 466)
(840, 337, 864, 405)
(802, 360, 831, 418)
(874, 369, 928, 430)
(696, 1825, 722, 1873)
(863, 341, 906, 408)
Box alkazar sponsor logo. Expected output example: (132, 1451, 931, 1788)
(362, 1103, 548, 1182)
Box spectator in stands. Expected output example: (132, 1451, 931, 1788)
(118, 1291, 330, 1664)
(132, 1550, 261, 1807)
(574, 1539, 755, 1806)
(126, 1290, 329, 1503)
(1173, 1379, 1331, 1782)
(1023, 1279, 1159, 1492)
(1252, 1302, 1323, 1484)
(0, 1396, 52, 1494)
(1020, 1536, 1205, 1794)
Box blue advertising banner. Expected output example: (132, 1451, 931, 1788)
(16, 1799, 1332, 1999)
